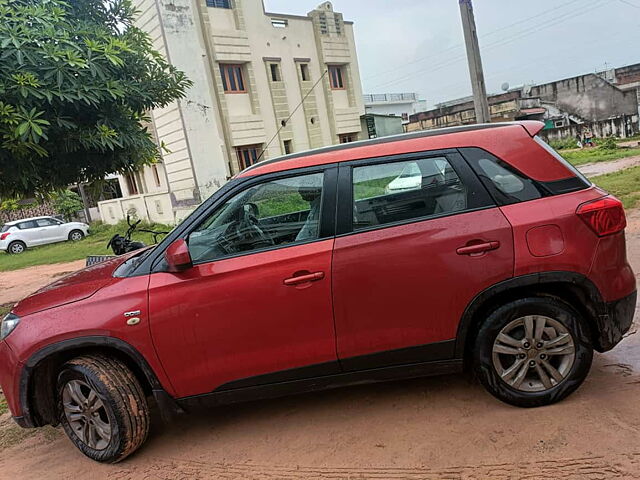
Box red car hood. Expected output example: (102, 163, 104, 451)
(13, 253, 137, 317)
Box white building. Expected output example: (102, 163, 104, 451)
(99, 0, 364, 225)
(363, 93, 427, 124)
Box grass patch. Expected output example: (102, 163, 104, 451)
(0, 304, 13, 318)
(0, 221, 173, 272)
(354, 176, 397, 200)
(0, 395, 8, 416)
(549, 138, 580, 150)
(591, 165, 640, 209)
(0, 410, 61, 450)
(562, 147, 640, 166)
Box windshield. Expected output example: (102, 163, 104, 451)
(1, 225, 9, 233)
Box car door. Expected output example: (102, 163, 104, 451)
(34, 218, 65, 244)
(16, 220, 41, 246)
(148, 168, 339, 398)
(332, 150, 514, 370)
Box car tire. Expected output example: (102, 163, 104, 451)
(7, 241, 26, 255)
(473, 297, 593, 408)
(57, 355, 150, 463)
(68, 230, 84, 242)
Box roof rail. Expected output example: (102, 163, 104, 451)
(243, 121, 536, 174)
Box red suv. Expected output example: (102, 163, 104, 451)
(0, 121, 635, 462)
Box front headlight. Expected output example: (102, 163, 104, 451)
(1, 313, 20, 340)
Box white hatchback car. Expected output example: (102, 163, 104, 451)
(0, 216, 90, 254)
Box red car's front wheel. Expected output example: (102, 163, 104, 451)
(57, 355, 150, 463)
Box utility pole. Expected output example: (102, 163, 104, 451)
(459, 0, 491, 123)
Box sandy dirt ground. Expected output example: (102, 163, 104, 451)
(1, 217, 640, 479)
(0, 260, 86, 307)
(578, 155, 640, 178)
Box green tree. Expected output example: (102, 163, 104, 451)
(0, 0, 191, 197)
(51, 189, 84, 220)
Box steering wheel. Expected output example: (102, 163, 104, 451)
(233, 202, 274, 249)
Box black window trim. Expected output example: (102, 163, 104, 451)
(457, 146, 549, 206)
(336, 149, 496, 237)
(140, 164, 339, 274)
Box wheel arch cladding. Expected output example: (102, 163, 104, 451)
(19, 337, 164, 427)
(456, 272, 606, 363)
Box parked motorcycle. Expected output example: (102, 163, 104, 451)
(86, 216, 169, 266)
(107, 215, 169, 255)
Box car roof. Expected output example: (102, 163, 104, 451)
(4, 216, 57, 226)
(236, 120, 574, 183)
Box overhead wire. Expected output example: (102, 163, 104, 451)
(369, 0, 608, 91)
(363, 0, 591, 84)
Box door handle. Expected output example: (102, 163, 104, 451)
(456, 241, 500, 255)
(284, 271, 325, 286)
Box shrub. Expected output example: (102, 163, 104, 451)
(598, 137, 618, 151)
(548, 138, 578, 150)
(52, 190, 84, 221)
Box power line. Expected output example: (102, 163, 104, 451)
(369, 0, 608, 91)
(417, 28, 631, 107)
(256, 69, 328, 162)
(363, 0, 588, 84)
(618, 0, 640, 9)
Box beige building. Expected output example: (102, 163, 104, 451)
(98, 0, 364, 225)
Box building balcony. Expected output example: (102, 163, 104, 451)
(363, 93, 419, 105)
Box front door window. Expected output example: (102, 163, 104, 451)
(187, 173, 324, 263)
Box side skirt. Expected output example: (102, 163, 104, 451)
(176, 359, 463, 411)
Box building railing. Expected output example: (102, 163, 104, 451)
(363, 93, 418, 104)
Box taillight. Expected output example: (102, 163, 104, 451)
(0, 232, 10, 241)
(576, 195, 626, 236)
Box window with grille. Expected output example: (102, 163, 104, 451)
(236, 145, 262, 170)
(219, 64, 246, 93)
(339, 133, 357, 144)
(328, 65, 345, 89)
(206, 0, 231, 8)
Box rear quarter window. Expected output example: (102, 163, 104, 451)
(461, 147, 544, 205)
(1, 225, 9, 233)
(18, 221, 37, 230)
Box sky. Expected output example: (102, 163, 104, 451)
(263, 0, 640, 109)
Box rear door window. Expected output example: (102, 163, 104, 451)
(18, 221, 37, 230)
(461, 147, 544, 205)
(351, 156, 475, 231)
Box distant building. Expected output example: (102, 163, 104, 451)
(603, 63, 640, 124)
(360, 113, 404, 139)
(406, 63, 640, 142)
(98, 0, 364, 225)
(363, 93, 427, 124)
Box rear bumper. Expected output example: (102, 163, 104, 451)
(594, 290, 637, 352)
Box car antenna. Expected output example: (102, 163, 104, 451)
(255, 69, 329, 163)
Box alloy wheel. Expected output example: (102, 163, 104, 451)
(10, 243, 24, 254)
(492, 315, 576, 392)
(62, 379, 112, 450)
(71, 232, 83, 241)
